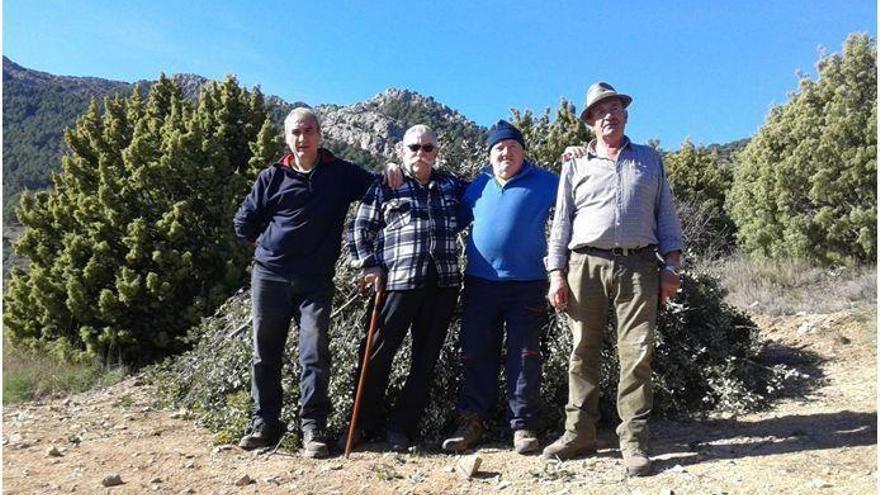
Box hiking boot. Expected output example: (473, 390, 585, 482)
(622, 448, 652, 476)
(386, 431, 410, 453)
(302, 428, 330, 459)
(238, 421, 284, 450)
(513, 429, 540, 454)
(541, 431, 595, 460)
(441, 412, 484, 453)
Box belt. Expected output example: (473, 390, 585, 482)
(573, 244, 656, 256)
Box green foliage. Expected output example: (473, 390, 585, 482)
(149, 262, 800, 446)
(664, 140, 737, 256)
(2, 58, 135, 221)
(727, 34, 877, 264)
(511, 99, 592, 172)
(3, 75, 276, 364)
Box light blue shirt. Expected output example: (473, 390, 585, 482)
(546, 138, 683, 271)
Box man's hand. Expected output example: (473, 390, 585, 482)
(560, 146, 587, 162)
(384, 162, 404, 190)
(659, 251, 682, 306)
(359, 266, 385, 295)
(547, 271, 569, 311)
(659, 269, 681, 306)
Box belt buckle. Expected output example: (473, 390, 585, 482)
(611, 247, 626, 256)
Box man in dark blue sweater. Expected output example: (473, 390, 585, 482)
(442, 121, 559, 455)
(233, 107, 375, 458)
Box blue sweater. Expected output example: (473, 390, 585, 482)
(459, 162, 559, 281)
(233, 150, 374, 277)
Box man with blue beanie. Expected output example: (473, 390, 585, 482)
(442, 120, 559, 454)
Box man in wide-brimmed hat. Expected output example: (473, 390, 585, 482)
(543, 82, 683, 476)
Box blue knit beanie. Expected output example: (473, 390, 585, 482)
(486, 120, 526, 151)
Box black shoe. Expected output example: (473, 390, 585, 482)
(302, 427, 330, 459)
(238, 421, 284, 450)
(386, 431, 410, 453)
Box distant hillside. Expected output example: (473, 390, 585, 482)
(2, 57, 133, 218)
(2, 58, 488, 223)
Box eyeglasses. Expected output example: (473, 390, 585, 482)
(406, 144, 436, 153)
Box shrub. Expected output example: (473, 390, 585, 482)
(3, 75, 282, 364)
(727, 34, 877, 264)
(149, 261, 799, 446)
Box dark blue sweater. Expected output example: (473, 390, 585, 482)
(234, 149, 374, 277)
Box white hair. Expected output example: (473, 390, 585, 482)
(402, 125, 438, 146)
(284, 107, 321, 135)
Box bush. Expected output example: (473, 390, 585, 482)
(149, 260, 799, 447)
(664, 140, 737, 257)
(727, 34, 877, 264)
(3, 75, 282, 364)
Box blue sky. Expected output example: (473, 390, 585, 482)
(4, 0, 876, 148)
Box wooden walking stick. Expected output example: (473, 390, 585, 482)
(344, 287, 385, 457)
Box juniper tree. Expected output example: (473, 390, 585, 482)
(511, 99, 592, 172)
(4, 75, 277, 364)
(727, 34, 877, 264)
(664, 140, 736, 256)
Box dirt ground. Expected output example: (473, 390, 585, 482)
(3, 310, 876, 495)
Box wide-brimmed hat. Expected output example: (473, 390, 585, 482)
(580, 81, 632, 121)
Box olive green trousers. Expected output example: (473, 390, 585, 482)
(563, 249, 659, 451)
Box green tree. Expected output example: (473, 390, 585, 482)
(511, 99, 592, 172)
(4, 75, 277, 364)
(727, 34, 877, 264)
(664, 139, 736, 256)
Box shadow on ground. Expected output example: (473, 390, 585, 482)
(650, 409, 876, 472)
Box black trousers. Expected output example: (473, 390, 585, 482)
(353, 265, 459, 437)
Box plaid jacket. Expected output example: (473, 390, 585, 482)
(349, 171, 468, 290)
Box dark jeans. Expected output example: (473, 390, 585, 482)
(457, 276, 549, 431)
(354, 265, 458, 437)
(250, 262, 334, 432)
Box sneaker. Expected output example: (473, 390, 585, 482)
(386, 431, 410, 453)
(621, 448, 652, 476)
(302, 428, 330, 459)
(441, 412, 484, 453)
(541, 431, 595, 460)
(238, 421, 284, 450)
(513, 429, 540, 454)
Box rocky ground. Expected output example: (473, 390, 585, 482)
(3, 310, 876, 495)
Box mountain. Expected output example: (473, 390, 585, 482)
(2, 58, 487, 222)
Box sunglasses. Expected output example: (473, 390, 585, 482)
(406, 144, 436, 153)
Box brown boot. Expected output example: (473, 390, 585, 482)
(441, 412, 484, 453)
(541, 431, 595, 460)
(621, 448, 652, 476)
(238, 421, 284, 451)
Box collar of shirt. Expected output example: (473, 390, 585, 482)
(278, 148, 335, 172)
(401, 166, 438, 188)
(586, 136, 632, 160)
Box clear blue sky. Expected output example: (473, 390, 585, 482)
(4, 0, 876, 148)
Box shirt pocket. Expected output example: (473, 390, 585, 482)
(382, 198, 414, 231)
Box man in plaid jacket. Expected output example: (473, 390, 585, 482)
(346, 124, 467, 452)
